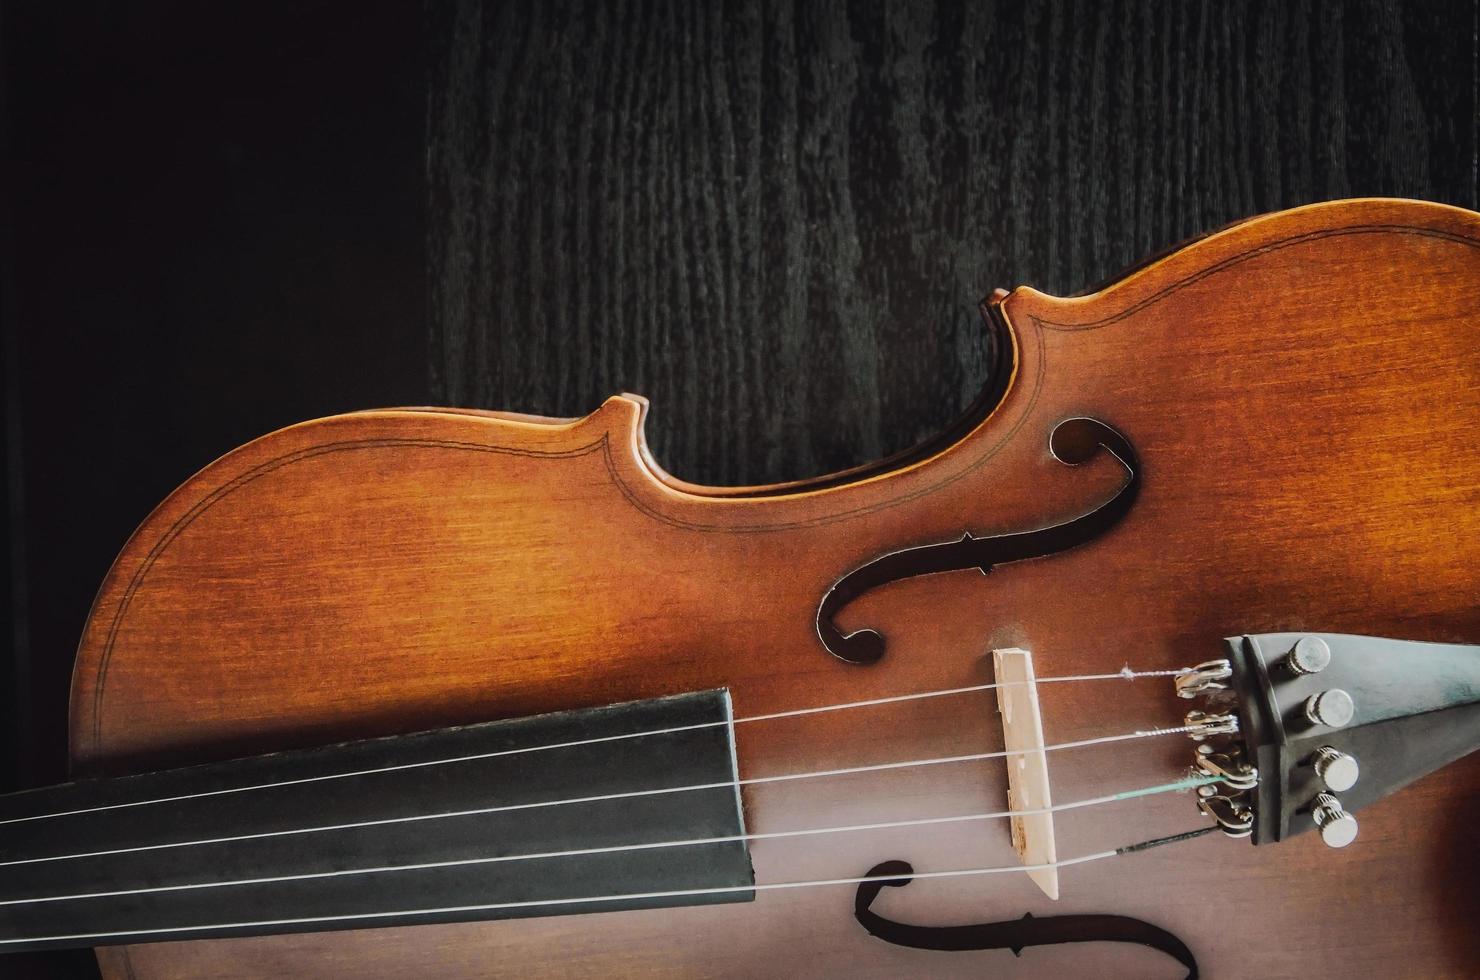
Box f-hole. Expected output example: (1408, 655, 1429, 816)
(816, 418, 1141, 665)
(853, 860, 1198, 978)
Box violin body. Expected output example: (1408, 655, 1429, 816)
(70, 198, 1479, 977)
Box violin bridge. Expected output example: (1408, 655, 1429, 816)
(993, 647, 1059, 900)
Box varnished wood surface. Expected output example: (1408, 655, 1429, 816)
(75, 200, 1480, 977)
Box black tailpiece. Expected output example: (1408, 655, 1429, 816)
(1227, 632, 1480, 844)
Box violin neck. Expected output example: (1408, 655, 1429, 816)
(0, 691, 753, 953)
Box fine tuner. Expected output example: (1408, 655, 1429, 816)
(1175, 632, 1479, 849)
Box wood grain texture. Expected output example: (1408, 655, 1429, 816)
(427, 0, 1479, 488)
(74, 200, 1480, 977)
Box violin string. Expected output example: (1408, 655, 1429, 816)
(0, 775, 1219, 909)
(0, 722, 1203, 868)
(0, 827, 1217, 948)
(734, 666, 1190, 724)
(0, 666, 1190, 827)
(733, 723, 1198, 786)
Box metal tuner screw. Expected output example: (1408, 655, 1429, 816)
(1312, 793, 1359, 848)
(1313, 746, 1359, 792)
(1303, 688, 1355, 729)
(1284, 635, 1331, 675)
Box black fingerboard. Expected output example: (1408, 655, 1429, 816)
(0, 690, 753, 953)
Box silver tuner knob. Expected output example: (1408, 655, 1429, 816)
(1313, 746, 1359, 792)
(1174, 659, 1233, 699)
(1312, 792, 1358, 848)
(1303, 688, 1355, 729)
(1198, 793, 1254, 838)
(1284, 635, 1331, 676)
(1184, 710, 1239, 740)
(1193, 745, 1259, 791)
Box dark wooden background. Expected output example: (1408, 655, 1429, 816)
(3, 1, 1477, 976)
(428, 0, 1479, 483)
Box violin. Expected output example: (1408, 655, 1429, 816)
(3, 197, 1477, 978)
